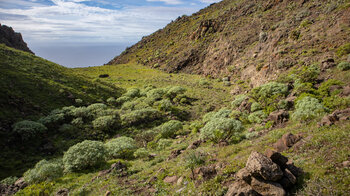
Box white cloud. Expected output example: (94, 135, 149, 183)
(146, 0, 184, 5)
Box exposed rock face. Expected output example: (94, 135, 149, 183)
(0, 177, 28, 195)
(319, 108, 350, 127)
(0, 24, 33, 54)
(226, 151, 302, 196)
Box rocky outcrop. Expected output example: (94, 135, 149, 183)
(0, 177, 28, 196)
(273, 133, 303, 152)
(226, 151, 303, 196)
(319, 108, 350, 127)
(268, 110, 289, 126)
(0, 24, 33, 54)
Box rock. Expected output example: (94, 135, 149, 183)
(285, 161, 303, 177)
(342, 86, 350, 96)
(268, 110, 289, 125)
(99, 74, 109, 78)
(14, 178, 27, 190)
(168, 149, 182, 160)
(56, 188, 69, 196)
(187, 140, 202, 150)
(163, 176, 178, 183)
(111, 161, 127, 171)
(282, 133, 302, 148)
(320, 114, 338, 126)
(238, 99, 252, 112)
(321, 58, 336, 70)
(246, 151, 283, 181)
(273, 139, 289, 152)
(0, 24, 34, 54)
(248, 127, 255, 132)
(342, 160, 350, 168)
(225, 179, 259, 196)
(177, 176, 184, 185)
(194, 165, 217, 180)
(265, 149, 288, 168)
(279, 169, 297, 189)
(98, 169, 111, 177)
(104, 190, 111, 196)
(250, 177, 286, 196)
(236, 168, 252, 183)
(218, 140, 229, 147)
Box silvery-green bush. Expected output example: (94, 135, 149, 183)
(92, 115, 120, 133)
(231, 94, 248, 108)
(63, 140, 106, 172)
(12, 120, 47, 141)
(159, 120, 183, 138)
(121, 108, 162, 126)
(200, 117, 243, 143)
(24, 159, 63, 183)
(291, 96, 326, 121)
(105, 136, 137, 159)
(134, 148, 149, 159)
(248, 110, 267, 124)
(251, 102, 262, 112)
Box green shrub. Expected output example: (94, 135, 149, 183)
(203, 112, 216, 123)
(134, 148, 149, 159)
(95, 109, 119, 118)
(0, 176, 18, 185)
(159, 120, 183, 138)
(184, 150, 206, 179)
(92, 115, 120, 133)
(248, 111, 267, 124)
(189, 121, 203, 133)
(323, 96, 350, 111)
(336, 43, 350, 57)
(293, 79, 315, 95)
(116, 96, 132, 105)
(230, 110, 242, 119)
(124, 88, 141, 98)
(59, 124, 75, 133)
(212, 108, 232, 119)
(251, 102, 262, 112)
(105, 136, 137, 159)
(166, 86, 186, 99)
(317, 79, 343, 98)
(38, 113, 65, 128)
(75, 99, 83, 105)
(106, 97, 116, 105)
(24, 159, 63, 184)
(157, 139, 172, 150)
(121, 108, 162, 126)
(155, 99, 173, 111)
(71, 117, 84, 126)
(337, 62, 350, 71)
(252, 82, 288, 100)
(200, 118, 243, 143)
(63, 140, 106, 172)
(297, 64, 321, 83)
(231, 94, 248, 108)
(291, 96, 326, 122)
(146, 88, 165, 101)
(199, 79, 210, 86)
(12, 120, 47, 140)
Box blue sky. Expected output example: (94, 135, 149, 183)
(0, 0, 220, 67)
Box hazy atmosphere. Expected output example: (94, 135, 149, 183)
(0, 0, 219, 67)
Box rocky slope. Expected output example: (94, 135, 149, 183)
(0, 24, 33, 54)
(109, 0, 350, 87)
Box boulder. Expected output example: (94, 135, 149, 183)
(250, 177, 286, 196)
(168, 149, 182, 160)
(246, 152, 283, 181)
(56, 188, 69, 196)
(265, 149, 288, 168)
(278, 169, 297, 189)
(163, 176, 178, 183)
(285, 161, 303, 177)
(341, 86, 350, 96)
(236, 168, 252, 183)
(321, 58, 336, 70)
(281, 133, 300, 148)
(268, 110, 289, 125)
(238, 99, 252, 112)
(187, 140, 202, 150)
(14, 178, 27, 190)
(225, 179, 259, 196)
(194, 165, 217, 180)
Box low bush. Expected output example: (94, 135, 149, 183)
(336, 43, 350, 57)
(166, 86, 186, 99)
(12, 120, 47, 141)
(63, 140, 106, 172)
(116, 96, 132, 105)
(155, 99, 173, 111)
(337, 62, 350, 71)
(291, 96, 326, 122)
(200, 118, 243, 143)
(124, 88, 141, 98)
(231, 94, 248, 108)
(106, 97, 116, 105)
(184, 150, 206, 179)
(105, 136, 137, 159)
(38, 113, 65, 128)
(250, 102, 262, 112)
(146, 88, 165, 101)
(252, 82, 288, 100)
(134, 148, 149, 159)
(212, 108, 232, 119)
(24, 159, 63, 184)
(0, 176, 18, 185)
(121, 108, 162, 126)
(157, 139, 172, 150)
(92, 115, 120, 133)
(159, 120, 183, 138)
(317, 79, 343, 98)
(248, 110, 267, 124)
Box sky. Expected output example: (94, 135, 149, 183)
(0, 0, 220, 67)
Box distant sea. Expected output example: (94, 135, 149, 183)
(30, 43, 132, 68)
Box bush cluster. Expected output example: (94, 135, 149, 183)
(121, 108, 162, 126)
(12, 120, 47, 141)
(105, 136, 137, 159)
(24, 159, 63, 183)
(248, 111, 267, 124)
(200, 117, 243, 143)
(291, 96, 326, 122)
(231, 94, 248, 108)
(159, 120, 183, 138)
(337, 62, 350, 71)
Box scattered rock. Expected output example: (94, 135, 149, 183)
(187, 140, 202, 150)
(342, 86, 350, 96)
(285, 161, 303, 177)
(235, 168, 252, 183)
(265, 149, 288, 168)
(273, 133, 302, 152)
(268, 110, 289, 125)
(163, 176, 178, 184)
(0, 177, 28, 195)
(14, 178, 27, 190)
(321, 58, 336, 70)
(342, 160, 350, 168)
(238, 99, 252, 112)
(319, 113, 338, 126)
(177, 176, 184, 185)
(246, 151, 283, 181)
(248, 127, 255, 132)
(99, 74, 109, 78)
(104, 190, 111, 196)
(56, 188, 69, 196)
(111, 161, 127, 171)
(319, 108, 350, 127)
(225, 179, 259, 196)
(250, 177, 286, 196)
(280, 169, 297, 189)
(168, 149, 182, 160)
(194, 165, 217, 180)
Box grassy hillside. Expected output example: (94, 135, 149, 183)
(109, 0, 350, 86)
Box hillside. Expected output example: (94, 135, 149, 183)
(109, 0, 350, 87)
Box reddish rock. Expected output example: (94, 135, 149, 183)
(321, 58, 336, 70)
(163, 176, 178, 183)
(268, 110, 289, 125)
(187, 140, 202, 150)
(265, 149, 288, 168)
(341, 86, 350, 96)
(246, 151, 283, 182)
(168, 149, 182, 160)
(194, 165, 217, 180)
(56, 188, 69, 196)
(250, 177, 286, 196)
(235, 168, 252, 184)
(225, 179, 259, 196)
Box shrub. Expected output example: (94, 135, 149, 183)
(59, 124, 75, 133)
(203, 112, 216, 123)
(212, 108, 232, 119)
(86, 103, 108, 114)
(75, 99, 83, 105)
(155, 99, 173, 111)
(63, 140, 106, 172)
(12, 120, 47, 140)
(106, 97, 116, 105)
(184, 150, 206, 179)
(166, 86, 186, 99)
(230, 110, 242, 119)
(146, 88, 165, 101)
(231, 94, 248, 108)
(293, 79, 315, 95)
(336, 43, 350, 57)
(71, 117, 84, 126)
(1, 176, 18, 185)
(251, 102, 262, 112)
(134, 148, 149, 159)
(157, 139, 172, 150)
(105, 136, 137, 159)
(199, 79, 210, 86)
(291, 96, 326, 122)
(121, 108, 162, 126)
(159, 120, 183, 138)
(317, 79, 343, 98)
(92, 115, 120, 133)
(124, 88, 141, 98)
(24, 159, 63, 183)
(248, 111, 267, 124)
(38, 113, 65, 128)
(116, 96, 132, 105)
(200, 118, 243, 143)
(297, 64, 320, 83)
(252, 82, 288, 100)
(337, 62, 350, 71)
